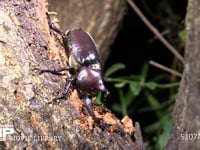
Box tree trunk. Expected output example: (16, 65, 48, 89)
(0, 0, 143, 149)
(165, 0, 200, 149)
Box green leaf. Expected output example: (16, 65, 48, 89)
(140, 63, 149, 84)
(111, 103, 122, 113)
(145, 82, 158, 90)
(105, 63, 126, 78)
(114, 82, 127, 88)
(178, 29, 186, 41)
(129, 82, 141, 96)
(95, 92, 103, 105)
(118, 89, 128, 116)
(158, 116, 172, 150)
(124, 90, 135, 107)
(144, 91, 163, 118)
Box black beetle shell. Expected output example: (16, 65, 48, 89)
(67, 28, 100, 66)
(76, 67, 107, 94)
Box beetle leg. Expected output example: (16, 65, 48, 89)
(100, 90, 110, 106)
(39, 66, 75, 104)
(47, 14, 68, 52)
(39, 66, 75, 75)
(63, 76, 74, 96)
(103, 90, 110, 102)
(49, 76, 74, 104)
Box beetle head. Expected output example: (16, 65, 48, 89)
(76, 67, 108, 96)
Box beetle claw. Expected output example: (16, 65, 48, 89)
(48, 97, 62, 105)
(95, 119, 111, 129)
(48, 93, 69, 105)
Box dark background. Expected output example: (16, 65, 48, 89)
(104, 0, 187, 147)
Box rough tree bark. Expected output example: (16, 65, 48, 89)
(0, 0, 143, 149)
(165, 0, 200, 149)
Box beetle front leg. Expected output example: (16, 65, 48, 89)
(47, 13, 68, 52)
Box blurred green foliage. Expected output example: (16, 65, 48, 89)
(101, 63, 179, 150)
(96, 0, 186, 149)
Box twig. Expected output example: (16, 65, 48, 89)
(149, 60, 182, 77)
(134, 122, 145, 150)
(126, 0, 185, 63)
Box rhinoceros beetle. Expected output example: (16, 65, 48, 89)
(40, 15, 110, 128)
